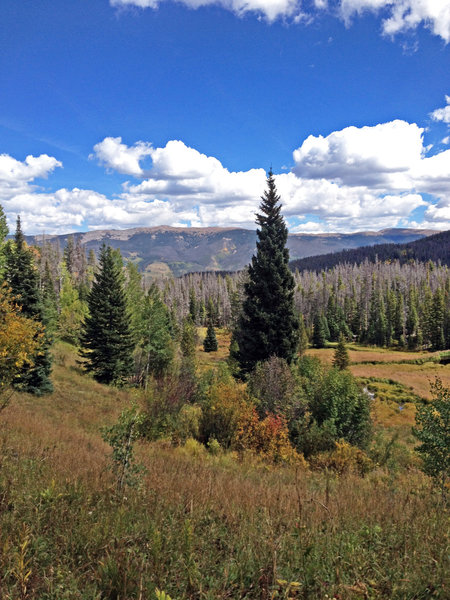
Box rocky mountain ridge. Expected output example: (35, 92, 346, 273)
(27, 226, 436, 277)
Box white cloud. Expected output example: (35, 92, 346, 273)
(0, 153, 61, 185)
(340, 0, 450, 42)
(111, 0, 300, 22)
(431, 95, 450, 123)
(292, 120, 424, 187)
(110, 0, 450, 41)
(111, 0, 159, 7)
(291, 119, 450, 202)
(290, 220, 328, 233)
(91, 137, 153, 177)
(2, 109, 450, 235)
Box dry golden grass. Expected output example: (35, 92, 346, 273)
(1, 342, 448, 599)
(196, 327, 232, 372)
(351, 362, 450, 400)
(307, 346, 441, 365)
(1, 342, 132, 485)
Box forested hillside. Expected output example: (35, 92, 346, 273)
(24, 226, 433, 277)
(155, 259, 450, 352)
(290, 229, 450, 272)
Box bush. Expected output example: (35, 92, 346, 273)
(414, 378, 450, 493)
(199, 380, 250, 449)
(177, 437, 207, 459)
(247, 356, 303, 420)
(234, 407, 305, 465)
(309, 368, 372, 450)
(291, 356, 372, 457)
(309, 440, 373, 476)
(172, 404, 203, 445)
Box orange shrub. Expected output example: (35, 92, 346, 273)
(234, 407, 304, 465)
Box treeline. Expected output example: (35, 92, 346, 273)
(289, 229, 450, 272)
(156, 260, 450, 351)
(2, 218, 449, 379)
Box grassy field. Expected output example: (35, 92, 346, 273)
(196, 327, 232, 372)
(307, 345, 443, 365)
(351, 362, 450, 401)
(0, 341, 449, 599)
(305, 345, 450, 403)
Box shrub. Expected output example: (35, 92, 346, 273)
(414, 378, 450, 494)
(199, 380, 250, 448)
(247, 356, 303, 420)
(291, 356, 372, 457)
(178, 437, 207, 459)
(309, 368, 372, 450)
(234, 406, 305, 465)
(309, 440, 373, 476)
(101, 404, 145, 492)
(172, 404, 203, 445)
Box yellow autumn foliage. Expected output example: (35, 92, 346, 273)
(0, 284, 42, 402)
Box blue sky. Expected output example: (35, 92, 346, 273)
(1, 0, 449, 234)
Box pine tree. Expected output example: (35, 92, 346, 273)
(124, 261, 146, 345)
(430, 288, 445, 351)
(233, 171, 299, 375)
(4, 217, 41, 318)
(298, 314, 309, 356)
(367, 285, 387, 346)
(40, 261, 59, 338)
(333, 333, 350, 370)
(79, 245, 134, 385)
(3, 217, 53, 394)
(0, 204, 8, 275)
(406, 288, 420, 349)
(203, 321, 218, 352)
(180, 316, 197, 362)
(312, 312, 327, 348)
(189, 288, 198, 324)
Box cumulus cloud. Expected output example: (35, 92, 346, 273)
(292, 119, 450, 197)
(340, 0, 450, 42)
(431, 95, 450, 123)
(292, 120, 424, 187)
(2, 106, 450, 235)
(91, 137, 153, 177)
(0, 153, 61, 185)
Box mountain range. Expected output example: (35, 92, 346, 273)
(27, 226, 436, 277)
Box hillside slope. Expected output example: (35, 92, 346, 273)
(27, 226, 434, 276)
(290, 229, 450, 272)
(1, 342, 448, 598)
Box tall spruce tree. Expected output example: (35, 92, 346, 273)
(333, 332, 350, 370)
(233, 171, 299, 375)
(3, 216, 53, 394)
(203, 321, 218, 352)
(79, 245, 134, 385)
(0, 204, 8, 275)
